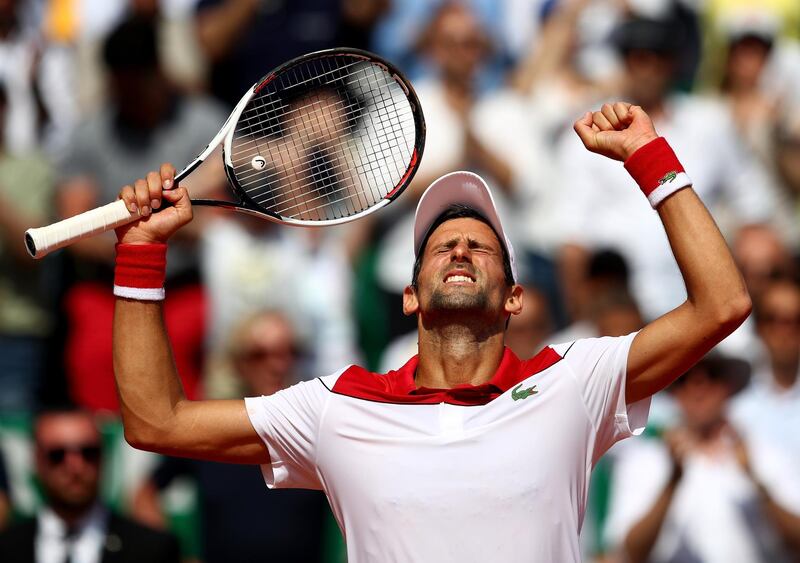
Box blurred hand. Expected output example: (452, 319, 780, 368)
(722, 421, 754, 478)
(664, 427, 698, 481)
(573, 102, 659, 161)
(115, 163, 193, 245)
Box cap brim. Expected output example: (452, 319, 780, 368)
(413, 171, 517, 281)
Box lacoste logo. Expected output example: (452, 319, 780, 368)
(511, 383, 538, 401)
(658, 171, 677, 185)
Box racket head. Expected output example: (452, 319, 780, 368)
(219, 48, 425, 226)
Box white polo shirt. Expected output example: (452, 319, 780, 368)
(245, 333, 649, 562)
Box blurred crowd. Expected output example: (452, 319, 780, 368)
(0, 0, 798, 562)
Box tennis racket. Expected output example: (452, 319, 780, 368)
(25, 47, 425, 258)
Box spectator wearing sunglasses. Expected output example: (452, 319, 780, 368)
(0, 406, 180, 563)
(730, 277, 800, 467)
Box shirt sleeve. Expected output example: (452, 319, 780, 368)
(244, 379, 329, 490)
(554, 332, 650, 461)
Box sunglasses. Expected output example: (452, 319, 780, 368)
(43, 444, 102, 466)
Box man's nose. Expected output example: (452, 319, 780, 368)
(450, 242, 472, 262)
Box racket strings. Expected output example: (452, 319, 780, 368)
(229, 54, 417, 221)
(234, 75, 410, 197)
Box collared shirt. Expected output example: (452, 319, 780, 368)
(730, 366, 800, 466)
(36, 504, 108, 563)
(245, 333, 649, 563)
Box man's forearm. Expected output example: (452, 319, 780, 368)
(112, 299, 187, 449)
(625, 187, 751, 401)
(623, 475, 680, 563)
(657, 189, 750, 327)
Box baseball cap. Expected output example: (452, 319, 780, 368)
(413, 171, 517, 282)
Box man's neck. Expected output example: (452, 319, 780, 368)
(48, 502, 96, 530)
(415, 322, 505, 389)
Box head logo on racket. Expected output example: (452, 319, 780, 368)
(251, 156, 267, 171)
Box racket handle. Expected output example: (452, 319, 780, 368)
(25, 199, 137, 259)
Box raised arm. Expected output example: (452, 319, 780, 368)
(112, 164, 268, 464)
(574, 103, 752, 403)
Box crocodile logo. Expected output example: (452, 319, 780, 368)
(658, 171, 678, 185)
(511, 383, 538, 401)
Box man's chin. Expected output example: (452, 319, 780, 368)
(429, 291, 487, 311)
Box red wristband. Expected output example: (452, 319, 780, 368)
(624, 137, 692, 208)
(114, 243, 167, 301)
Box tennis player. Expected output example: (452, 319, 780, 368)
(112, 102, 751, 562)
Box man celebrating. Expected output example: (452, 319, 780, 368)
(111, 103, 751, 562)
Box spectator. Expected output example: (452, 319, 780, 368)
(195, 0, 340, 108)
(554, 12, 780, 321)
(0, 407, 180, 562)
(604, 352, 800, 562)
(505, 284, 553, 359)
(732, 224, 796, 303)
(772, 106, 800, 248)
(56, 15, 227, 412)
(730, 277, 800, 465)
(0, 445, 8, 529)
(132, 311, 331, 563)
(0, 0, 77, 156)
(551, 248, 632, 342)
(201, 210, 360, 388)
(0, 80, 56, 413)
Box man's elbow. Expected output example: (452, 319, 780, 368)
(123, 426, 164, 453)
(713, 291, 752, 334)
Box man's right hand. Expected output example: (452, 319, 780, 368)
(115, 163, 193, 245)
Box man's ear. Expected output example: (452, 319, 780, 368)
(403, 285, 419, 316)
(505, 284, 524, 316)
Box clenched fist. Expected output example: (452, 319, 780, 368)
(573, 102, 659, 162)
(115, 162, 193, 245)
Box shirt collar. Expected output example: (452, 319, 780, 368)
(392, 348, 528, 403)
(38, 503, 108, 540)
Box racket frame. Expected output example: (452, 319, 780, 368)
(24, 48, 425, 258)
(195, 47, 426, 227)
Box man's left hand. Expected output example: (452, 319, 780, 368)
(573, 102, 659, 161)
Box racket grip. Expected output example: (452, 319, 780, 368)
(25, 199, 137, 259)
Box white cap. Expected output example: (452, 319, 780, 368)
(413, 171, 517, 282)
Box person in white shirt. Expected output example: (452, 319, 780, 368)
(109, 102, 752, 562)
(604, 352, 800, 562)
(730, 277, 800, 466)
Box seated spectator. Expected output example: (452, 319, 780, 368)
(730, 277, 800, 465)
(195, 0, 340, 108)
(56, 15, 227, 412)
(504, 284, 553, 360)
(773, 107, 800, 247)
(0, 0, 77, 156)
(604, 352, 800, 562)
(554, 12, 781, 322)
(0, 407, 180, 562)
(0, 80, 57, 414)
(551, 248, 632, 342)
(0, 446, 8, 529)
(201, 213, 360, 388)
(132, 311, 332, 562)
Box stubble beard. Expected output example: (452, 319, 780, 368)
(428, 285, 489, 313)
